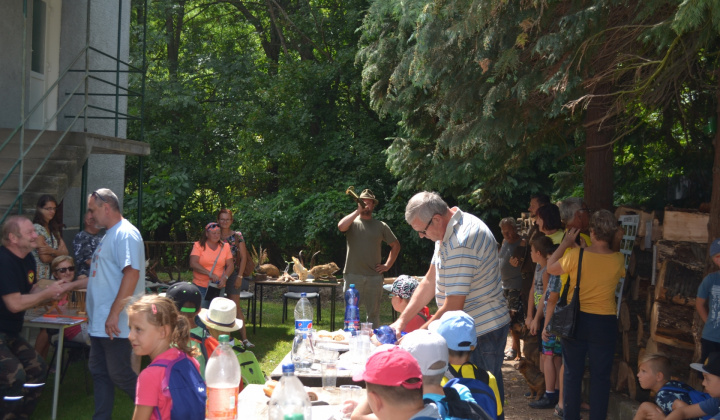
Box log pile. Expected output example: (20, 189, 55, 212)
(612, 205, 712, 397)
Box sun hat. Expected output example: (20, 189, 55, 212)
(165, 282, 202, 313)
(198, 297, 243, 332)
(382, 275, 419, 299)
(428, 310, 477, 351)
(352, 346, 423, 389)
(691, 352, 720, 376)
(399, 330, 449, 377)
(358, 189, 379, 205)
(711, 238, 720, 257)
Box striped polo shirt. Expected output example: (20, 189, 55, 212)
(432, 208, 510, 336)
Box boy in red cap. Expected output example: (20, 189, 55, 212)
(352, 346, 441, 420)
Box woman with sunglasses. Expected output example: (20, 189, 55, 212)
(34, 256, 89, 357)
(189, 222, 234, 307)
(217, 209, 254, 348)
(32, 194, 69, 280)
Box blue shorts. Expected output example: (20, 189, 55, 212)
(542, 334, 562, 356)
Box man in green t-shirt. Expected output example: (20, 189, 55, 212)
(338, 189, 401, 327)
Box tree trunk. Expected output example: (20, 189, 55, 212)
(708, 83, 720, 276)
(583, 91, 615, 211)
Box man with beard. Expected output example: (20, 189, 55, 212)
(338, 189, 401, 327)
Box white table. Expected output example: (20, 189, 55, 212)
(23, 308, 86, 420)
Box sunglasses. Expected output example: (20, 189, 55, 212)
(92, 190, 108, 204)
(418, 214, 439, 236)
(205, 222, 220, 230)
(55, 266, 75, 274)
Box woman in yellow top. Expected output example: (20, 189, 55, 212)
(190, 222, 234, 307)
(545, 209, 625, 420)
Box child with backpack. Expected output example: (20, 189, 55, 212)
(198, 297, 266, 387)
(429, 310, 502, 419)
(663, 352, 720, 420)
(634, 353, 709, 420)
(383, 275, 431, 333)
(127, 295, 206, 420)
(165, 281, 206, 375)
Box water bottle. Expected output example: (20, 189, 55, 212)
(291, 329, 315, 372)
(344, 284, 360, 332)
(294, 293, 313, 330)
(206, 334, 241, 420)
(373, 325, 398, 345)
(268, 363, 311, 420)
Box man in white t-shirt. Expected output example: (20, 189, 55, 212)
(70, 188, 145, 420)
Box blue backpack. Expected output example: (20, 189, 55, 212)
(445, 377, 498, 420)
(149, 352, 207, 420)
(425, 385, 493, 420)
(659, 384, 712, 420)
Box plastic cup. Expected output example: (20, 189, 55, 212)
(321, 361, 337, 390)
(339, 385, 362, 419)
(360, 322, 373, 333)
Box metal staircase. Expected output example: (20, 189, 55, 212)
(0, 0, 148, 226)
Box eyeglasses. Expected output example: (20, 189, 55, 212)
(418, 214, 439, 236)
(92, 190, 108, 204)
(42, 207, 57, 211)
(55, 266, 75, 274)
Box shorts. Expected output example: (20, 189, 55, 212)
(225, 272, 242, 295)
(542, 333, 562, 356)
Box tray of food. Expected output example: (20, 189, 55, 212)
(315, 329, 350, 346)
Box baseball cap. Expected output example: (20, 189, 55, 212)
(711, 238, 720, 257)
(691, 352, 720, 376)
(382, 275, 419, 298)
(428, 310, 477, 351)
(165, 282, 202, 313)
(399, 330, 449, 376)
(352, 346, 423, 389)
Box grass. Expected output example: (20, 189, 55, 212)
(33, 290, 429, 419)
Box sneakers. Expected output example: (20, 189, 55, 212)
(242, 339, 255, 348)
(554, 404, 563, 418)
(529, 393, 558, 409)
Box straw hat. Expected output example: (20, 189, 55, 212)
(358, 189, 379, 205)
(198, 297, 243, 332)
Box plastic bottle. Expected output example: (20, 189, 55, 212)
(291, 329, 314, 372)
(294, 293, 313, 330)
(268, 363, 311, 420)
(206, 334, 241, 420)
(373, 325, 398, 345)
(344, 284, 360, 332)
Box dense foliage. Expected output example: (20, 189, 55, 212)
(124, 0, 719, 273)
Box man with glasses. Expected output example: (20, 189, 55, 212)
(338, 188, 401, 327)
(0, 215, 68, 418)
(68, 188, 145, 420)
(390, 191, 510, 416)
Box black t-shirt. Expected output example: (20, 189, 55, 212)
(0, 246, 37, 334)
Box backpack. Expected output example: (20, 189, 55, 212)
(659, 384, 712, 420)
(203, 335, 266, 388)
(424, 385, 493, 420)
(148, 352, 207, 420)
(445, 377, 498, 420)
(445, 363, 501, 419)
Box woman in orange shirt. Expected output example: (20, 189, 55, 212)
(189, 222, 234, 307)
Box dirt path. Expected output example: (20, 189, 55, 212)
(502, 356, 559, 420)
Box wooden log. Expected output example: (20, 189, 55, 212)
(654, 260, 704, 305)
(650, 302, 695, 350)
(627, 365, 637, 399)
(646, 286, 654, 321)
(655, 240, 708, 270)
(662, 209, 710, 243)
(619, 302, 631, 332)
(646, 337, 658, 355)
(623, 331, 630, 363)
(629, 248, 653, 278)
(637, 315, 645, 347)
(693, 311, 704, 364)
(616, 360, 629, 392)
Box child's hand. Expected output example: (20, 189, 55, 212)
(530, 318, 540, 336)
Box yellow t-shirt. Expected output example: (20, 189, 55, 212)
(559, 232, 591, 289)
(558, 247, 625, 315)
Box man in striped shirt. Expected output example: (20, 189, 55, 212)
(391, 191, 510, 414)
